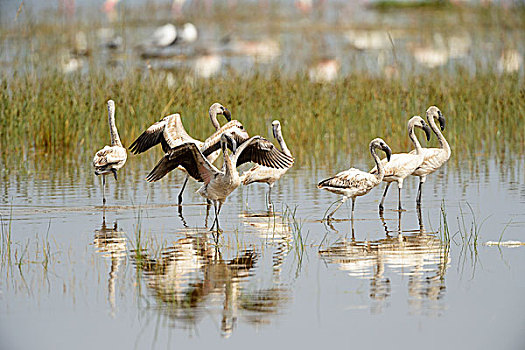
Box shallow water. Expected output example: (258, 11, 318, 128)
(1, 154, 524, 349)
(1, 0, 524, 79)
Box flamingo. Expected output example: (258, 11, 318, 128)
(129, 103, 232, 204)
(318, 138, 392, 221)
(93, 100, 127, 204)
(145, 133, 294, 232)
(241, 120, 293, 210)
(409, 106, 450, 206)
(370, 116, 432, 212)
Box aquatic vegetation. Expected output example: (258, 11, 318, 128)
(0, 206, 13, 268)
(283, 205, 307, 275)
(0, 70, 523, 170)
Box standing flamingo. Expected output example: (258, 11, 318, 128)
(318, 138, 392, 221)
(370, 116, 431, 212)
(93, 100, 127, 204)
(241, 120, 293, 210)
(409, 106, 450, 206)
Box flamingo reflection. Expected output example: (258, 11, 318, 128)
(320, 211, 449, 313)
(93, 218, 127, 317)
(241, 211, 293, 282)
(131, 230, 290, 337)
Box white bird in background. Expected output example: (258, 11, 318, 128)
(93, 100, 127, 205)
(129, 103, 233, 204)
(370, 116, 432, 212)
(241, 120, 293, 210)
(146, 133, 294, 232)
(178, 23, 198, 44)
(146, 22, 198, 48)
(151, 24, 178, 47)
(318, 138, 392, 221)
(409, 106, 451, 207)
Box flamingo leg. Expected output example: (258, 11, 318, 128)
(111, 168, 118, 181)
(210, 202, 217, 231)
(416, 179, 423, 206)
(267, 184, 274, 211)
(350, 202, 355, 239)
(397, 210, 402, 232)
(178, 205, 188, 228)
(178, 176, 189, 205)
(398, 186, 404, 211)
(216, 202, 223, 232)
(102, 175, 106, 205)
(379, 182, 391, 212)
(327, 196, 347, 221)
(204, 201, 211, 227)
(210, 201, 223, 232)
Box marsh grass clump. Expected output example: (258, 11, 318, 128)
(0, 69, 523, 170)
(0, 206, 14, 268)
(456, 203, 487, 256)
(283, 205, 307, 274)
(439, 201, 488, 277)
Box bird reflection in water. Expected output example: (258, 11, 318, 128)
(241, 210, 293, 280)
(93, 217, 127, 317)
(176, 199, 212, 229)
(238, 211, 293, 326)
(131, 228, 290, 337)
(319, 209, 449, 314)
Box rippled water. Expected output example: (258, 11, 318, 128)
(1, 154, 524, 349)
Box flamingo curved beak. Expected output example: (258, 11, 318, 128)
(223, 109, 232, 122)
(422, 123, 432, 141)
(438, 113, 446, 131)
(383, 144, 392, 162)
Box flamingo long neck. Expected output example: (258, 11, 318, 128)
(408, 123, 423, 155)
(370, 144, 384, 182)
(173, 114, 194, 141)
(276, 129, 292, 157)
(223, 145, 235, 177)
(210, 110, 221, 130)
(108, 107, 122, 147)
(428, 114, 450, 157)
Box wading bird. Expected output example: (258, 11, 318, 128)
(370, 116, 432, 212)
(146, 133, 294, 232)
(409, 106, 450, 207)
(241, 120, 293, 210)
(129, 103, 231, 154)
(93, 100, 127, 204)
(129, 103, 232, 203)
(318, 138, 392, 221)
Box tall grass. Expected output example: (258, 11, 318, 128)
(1, 69, 523, 170)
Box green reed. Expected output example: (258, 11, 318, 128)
(438, 201, 451, 280)
(1, 68, 523, 170)
(283, 204, 307, 275)
(0, 205, 14, 268)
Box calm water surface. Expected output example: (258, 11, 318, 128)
(1, 155, 524, 349)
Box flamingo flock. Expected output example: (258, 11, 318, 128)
(93, 101, 450, 231)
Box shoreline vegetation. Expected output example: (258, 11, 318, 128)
(1, 70, 523, 168)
